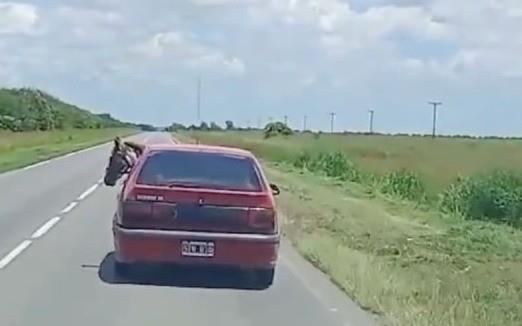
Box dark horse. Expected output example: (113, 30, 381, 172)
(103, 137, 145, 186)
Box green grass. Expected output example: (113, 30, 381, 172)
(187, 131, 522, 198)
(180, 131, 522, 326)
(0, 128, 137, 173)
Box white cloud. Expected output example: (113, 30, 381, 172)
(266, 0, 453, 49)
(0, 2, 38, 34)
(190, 0, 258, 5)
(55, 6, 124, 26)
(132, 31, 246, 75)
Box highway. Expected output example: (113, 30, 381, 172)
(0, 132, 376, 326)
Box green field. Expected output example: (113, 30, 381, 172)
(0, 128, 137, 173)
(188, 131, 522, 196)
(181, 131, 522, 326)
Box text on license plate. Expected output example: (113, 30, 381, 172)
(181, 241, 215, 257)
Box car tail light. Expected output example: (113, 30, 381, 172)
(248, 208, 276, 233)
(117, 191, 155, 225)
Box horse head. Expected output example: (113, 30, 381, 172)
(103, 138, 134, 186)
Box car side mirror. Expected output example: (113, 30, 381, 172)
(270, 183, 280, 196)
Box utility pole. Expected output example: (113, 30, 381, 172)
(329, 112, 336, 133)
(303, 115, 308, 131)
(257, 117, 261, 129)
(368, 109, 375, 134)
(284, 115, 288, 125)
(196, 76, 202, 124)
(428, 101, 442, 138)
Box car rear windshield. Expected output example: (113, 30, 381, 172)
(136, 150, 263, 192)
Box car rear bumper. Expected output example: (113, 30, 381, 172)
(113, 224, 280, 270)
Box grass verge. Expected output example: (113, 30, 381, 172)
(178, 132, 522, 326)
(0, 128, 137, 173)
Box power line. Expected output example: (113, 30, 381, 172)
(368, 109, 375, 134)
(329, 112, 336, 133)
(428, 101, 442, 138)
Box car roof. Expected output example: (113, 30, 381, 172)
(145, 143, 255, 158)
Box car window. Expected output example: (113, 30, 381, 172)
(136, 150, 263, 191)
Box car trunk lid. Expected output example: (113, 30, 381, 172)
(120, 186, 276, 234)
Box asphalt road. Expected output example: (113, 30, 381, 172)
(0, 132, 376, 326)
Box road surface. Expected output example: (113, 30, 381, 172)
(0, 132, 376, 326)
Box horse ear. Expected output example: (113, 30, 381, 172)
(114, 137, 122, 149)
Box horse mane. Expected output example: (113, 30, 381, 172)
(123, 141, 145, 157)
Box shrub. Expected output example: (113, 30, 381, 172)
(379, 170, 427, 201)
(439, 170, 522, 228)
(293, 151, 313, 169)
(264, 122, 293, 138)
(294, 151, 361, 182)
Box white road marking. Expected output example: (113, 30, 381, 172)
(77, 184, 99, 201)
(31, 217, 61, 239)
(330, 308, 339, 312)
(0, 240, 32, 269)
(60, 202, 78, 214)
(22, 160, 50, 171)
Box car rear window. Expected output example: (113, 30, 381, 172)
(136, 150, 263, 191)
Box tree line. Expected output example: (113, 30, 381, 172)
(165, 120, 241, 132)
(0, 88, 133, 132)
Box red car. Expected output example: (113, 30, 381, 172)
(112, 143, 281, 287)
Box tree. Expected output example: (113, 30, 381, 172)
(225, 120, 235, 130)
(200, 121, 209, 131)
(0, 115, 18, 131)
(210, 122, 222, 131)
(0, 87, 132, 132)
(165, 123, 186, 132)
(137, 124, 157, 131)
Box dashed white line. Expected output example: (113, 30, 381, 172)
(77, 184, 99, 201)
(31, 217, 61, 239)
(0, 240, 32, 269)
(60, 202, 78, 214)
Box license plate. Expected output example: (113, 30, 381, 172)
(181, 241, 215, 257)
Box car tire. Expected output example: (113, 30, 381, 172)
(253, 268, 275, 289)
(114, 260, 133, 277)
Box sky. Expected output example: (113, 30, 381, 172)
(1, 0, 522, 136)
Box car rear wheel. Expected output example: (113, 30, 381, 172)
(252, 268, 275, 289)
(114, 260, 133, 277)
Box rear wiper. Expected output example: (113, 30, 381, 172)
(167, 182, 204, 189)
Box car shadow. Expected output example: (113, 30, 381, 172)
(95, 252, 268, 291)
